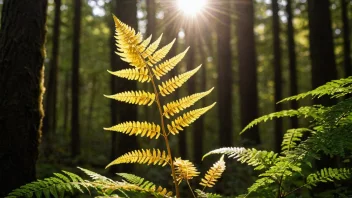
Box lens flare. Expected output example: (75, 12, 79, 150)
(177, 0, 206, 16)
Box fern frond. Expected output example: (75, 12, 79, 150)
(200, 155, 226, 188)
(247, 177, 276, 195)
(306, 168, 352, 188)
(104, 91, 155, 106)
(147, 39, 176, 66)
(167, 102, 216, 135)
(241, 106, 325, 134)
(6, 171, 90, 198)
(158, 65, 201, 96)
(108, 67, 150, 83)
(195, 189, 222, 198)
(174, 158, 200, 184)
(117, 173, 173, 197)
(106, 149, 171, 168)
(281, 128, 313, 152)
(104, 121, 161, 139)
(152, 47, 189, 80)
(78, 167, 115, 184)
(163, 88, 214, 119)
(141, 34, 163, 59)
(113, 16, 145, 68)
(137, 34, 152, 53)
(279, 77, 352, 102)
(203, 147, 278, 170)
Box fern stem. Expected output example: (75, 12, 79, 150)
(187, 180, 197, 198)
(145, 65, 181, 198)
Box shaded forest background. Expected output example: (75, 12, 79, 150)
(0, 0, 351, 196)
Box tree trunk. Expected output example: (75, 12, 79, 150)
(286, 0, 298, 128)
(217, 0, 233, 147)
(308, 0, 337, 105)
(341, 0, 351, 77)
(114, 0, 139, 173)
(0, 0, 47, 195)
(71, 0, 81, 157)
(43, 0, 61, 136)
(63, 70, 70, 133)
(272, 0, 283, 152)
(236, 0, 261, 146)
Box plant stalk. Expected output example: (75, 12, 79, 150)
(146, 66, 181, 198)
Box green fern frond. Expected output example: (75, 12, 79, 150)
(306, 168, 352, 188)
(195, 189, 222, 198)
(141, 34, 163, 59)
(147, 39, 176, 66)
(200, 155, 226, 188)
(167, 102, 216, 135)
(104, 121, 161, 139)
(104, 90, 155, 106)
(281, 128, 314, 152)
(163, 88, 214, 119)
(241, 106, 325, 134)
(203, 147, 278, 170)
(279, 77, 352, 102)
(117, 173, 173, 197)
(174, 158, 200, 184)
(158, 65, 201, 96)
(246, 177, 275, 195)
(6, 171, 90, 198)
(78, 167, 116, 183)
(152, 47, 189, 80)
(106, 149, 171, 168)
(108, 67, 150, 83)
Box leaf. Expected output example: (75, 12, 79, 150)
(167, 102, 216, 135)
(158, 65, 201, 96)
(107, 67, 150, 83)
(147, 38, 176, 66)
(104, 121, 161, 139)
(200, 156, 226, 188)
(104, 90, 155, 106)
(106, 149, 171, 168)
(174, 158, 199, 184)
(141, 34, 163, 59)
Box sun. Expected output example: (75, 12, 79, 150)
(177, 0, 206, 16)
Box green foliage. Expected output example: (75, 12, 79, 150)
(205, 78, 352, 197)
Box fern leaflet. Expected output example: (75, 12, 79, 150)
(104, 121, 161, 139)
(147, 38, 176, 66)
(200, 155, 226, 188)
(174, 158, 200, 184)
(108, 67, 150, 83)
(104, 90, 155, 106)
(306, 168, 352, 188)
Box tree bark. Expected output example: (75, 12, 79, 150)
(43, 0, 61, 136)
(236, 0, 261, 146)
(286, 0, 298, 128)
(217, 0, 233, 147)
(341, 0, 351, 77)
(0, 0, 47, 195)
(272, 0, 283, 152)
(71, 0, 81, 157)
(308, 0, 337, 105)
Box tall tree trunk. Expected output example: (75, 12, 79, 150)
(235, 0, 261, 146)
(286, 0, 298, 128)
(307, 0, 337, 194)
(71, 0, 81, 157)
(43, 0, 61, 136)
(341, 0, 351, 77)
(217, 1, 233, 147)
(308, 0, 337, 105)
(114, 0, 139, 172)
(0, 0, 47, 195)
(63, 70, 70, 133)
(272, 0, 283, 152)
(110, 0, 119, 174)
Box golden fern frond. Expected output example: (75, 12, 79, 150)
(141, 34, 163, 59)
(163, 88, 214, 119)
(107, 67, 150, 83)
(106, 149, 171, 168)
(104, 121, 161, 139)
(104, 91, 155, 106)
(147, 39, 176, 66)
(200, 155, 226, 188)
(174, 158, 199, 184)
(159, 65, 201, 96)
(113, 15, 145, 68)
(137, 34, 152, 53)
(152, 47, 190, 80)
(167, 102, 216, 135)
